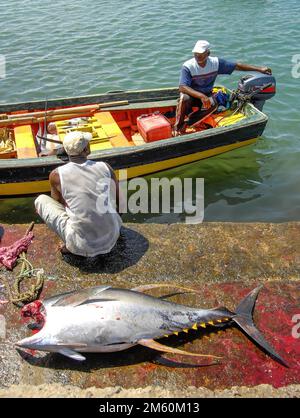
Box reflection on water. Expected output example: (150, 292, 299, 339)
(1, 136, 300, 224)
(0, 0, 300, 223)
(123, 141, 264, 223)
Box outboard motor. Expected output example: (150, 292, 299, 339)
(236, 73, 276, 111)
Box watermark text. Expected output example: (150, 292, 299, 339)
(0, 55, 6, 79)
(291, 54, 300, 79)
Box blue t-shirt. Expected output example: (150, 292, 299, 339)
(179, 56, 236, 94)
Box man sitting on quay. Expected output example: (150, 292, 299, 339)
(174, 40, 272, 136)
(35, 131, 122, 257)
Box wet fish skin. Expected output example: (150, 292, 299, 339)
(17, 288, 229, 348)
(16, 286, 287, 366)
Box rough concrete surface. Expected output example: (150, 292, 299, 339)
(0, 222, 299, 398)
(0, 383, 300, 398)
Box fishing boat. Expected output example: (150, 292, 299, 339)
(0, 73, 275, 197)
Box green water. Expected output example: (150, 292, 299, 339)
(1, 0, 300, 223)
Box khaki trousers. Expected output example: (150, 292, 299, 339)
(35, 194, 69, 243)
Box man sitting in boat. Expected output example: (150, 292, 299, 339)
(37, 122, 61, 157)
(34, 131, 122, 257)
(174, 40, 272, 136)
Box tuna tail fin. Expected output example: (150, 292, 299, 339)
(233, 286, 288, 367)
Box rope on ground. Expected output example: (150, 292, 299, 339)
(10, 251, 44, 307)
(0, 222, 44, 307)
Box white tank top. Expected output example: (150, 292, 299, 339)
(58, 160, 122, 257)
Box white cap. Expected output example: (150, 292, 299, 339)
(192, 40, 210, 54)
(63, 131, 92, 156)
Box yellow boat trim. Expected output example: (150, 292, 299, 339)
(0, 138, 257, 196)
(0, 180, 50, 196)
(122, 138, 257, 179)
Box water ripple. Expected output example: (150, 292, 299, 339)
(0, 0, 300, 222)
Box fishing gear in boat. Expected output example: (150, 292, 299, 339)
(35, 133, 62, 145)
(0, 101, 129, 129)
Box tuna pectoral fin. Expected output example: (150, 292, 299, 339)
(57, 348, 86, 361)
(233, 286, 288, 367)
(138, 339, 221, 359)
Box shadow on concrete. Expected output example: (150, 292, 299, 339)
(61, 226, 149, 274)
(17, 346, 216, 371)
(16, 327, 222, 372)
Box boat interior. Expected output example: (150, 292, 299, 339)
(0, 91, 247, 160)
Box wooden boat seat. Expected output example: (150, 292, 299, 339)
(93, 112, 134, 147)
(14, 125, 38, 159)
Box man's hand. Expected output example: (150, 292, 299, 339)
(260, 67, 272, 75)
(200, 94, 212, 109)
(179, 86, 213, 109)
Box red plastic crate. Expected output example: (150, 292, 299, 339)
(137, 113, 172, 142)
